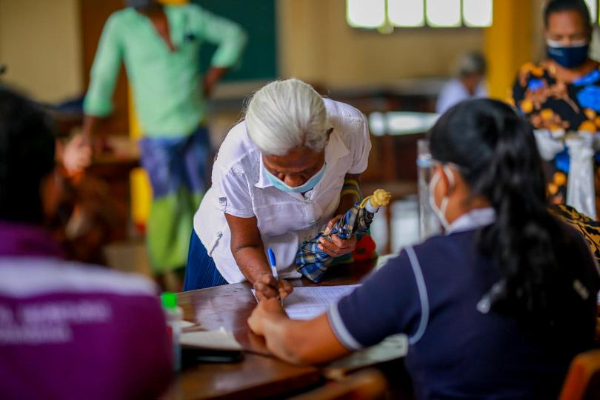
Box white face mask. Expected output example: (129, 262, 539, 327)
(428, 165, 454, 233)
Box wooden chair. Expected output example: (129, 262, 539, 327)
(559, 349, 600, 400)
(290, 369, 388, 400)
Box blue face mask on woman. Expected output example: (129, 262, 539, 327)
(264, 163, 327, 193)
(547, 40, 590, 68)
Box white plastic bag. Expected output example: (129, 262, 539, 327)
(533, 129, 565, 161)
(566, 134, 596, 219)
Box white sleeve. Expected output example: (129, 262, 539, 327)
(212, 165, 255, 218)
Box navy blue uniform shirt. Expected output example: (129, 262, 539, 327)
(328, 208, 599, 400)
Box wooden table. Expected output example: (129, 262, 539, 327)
(86, 137, 140, 242)
(164, 260, 378, 400)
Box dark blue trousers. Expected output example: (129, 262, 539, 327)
(183, 231, 228, 291)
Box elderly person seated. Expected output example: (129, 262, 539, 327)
(184, 79, 372, 300)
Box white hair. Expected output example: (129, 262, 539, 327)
(245, 79, 329, 156)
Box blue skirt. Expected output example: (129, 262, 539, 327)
(183, 231, 228, 291)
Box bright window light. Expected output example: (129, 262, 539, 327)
(369, 112, 386, 136)
(346, 0, 386, 29)
(584, 0, 598, 23)
(426, 0, 461, 27)
(389, 0, 425, 27)
(463, 0, 493, 27)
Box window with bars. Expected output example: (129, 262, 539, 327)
(347, 0, 599, 31)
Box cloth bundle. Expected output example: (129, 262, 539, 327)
(295, 189, 391, 282)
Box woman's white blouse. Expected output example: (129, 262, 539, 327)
(193, 99, 372, 283)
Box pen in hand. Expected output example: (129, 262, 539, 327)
(267, 248, 283, 306)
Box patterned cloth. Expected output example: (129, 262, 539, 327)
(296, 201, 375, 282)
(550, 204, 600, 263)
(139, 126, 210, 274)
(511, 61, 600, 207)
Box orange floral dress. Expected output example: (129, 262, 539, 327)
(512, 61, 600, 209)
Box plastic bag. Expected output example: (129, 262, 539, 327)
(533, 129, 565, 161)
(566, 134, 596, 219)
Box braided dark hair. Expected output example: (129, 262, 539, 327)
(429, 99, 579, 327)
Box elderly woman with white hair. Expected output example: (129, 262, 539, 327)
(184, 79, 372, 299)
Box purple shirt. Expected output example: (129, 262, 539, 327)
(0, 222, 173, 399)
(0, 222, 63, 258)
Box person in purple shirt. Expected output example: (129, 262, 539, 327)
(248, 99, 600, 399)
(0, 87, 173, 400)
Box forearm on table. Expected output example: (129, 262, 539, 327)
(262, 314, 350, 365)
(231, 245, 272, 284)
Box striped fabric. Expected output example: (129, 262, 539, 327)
(340, 178, 362, 200)
(295, 201, 375, 282)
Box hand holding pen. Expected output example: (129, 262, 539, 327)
(252, 249, 293, 302)
(268, 249, 284, 305)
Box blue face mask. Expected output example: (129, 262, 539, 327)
(547, 40, 589, 68)
(264, 163, 327, 193)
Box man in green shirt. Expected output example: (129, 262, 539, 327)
(82, 0, 246, 281)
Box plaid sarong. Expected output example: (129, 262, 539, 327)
(295, 202, 375, 282)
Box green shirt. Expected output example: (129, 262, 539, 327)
(84, 5, 247, 138)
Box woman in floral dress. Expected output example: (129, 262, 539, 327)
(512, 0, 600, 209)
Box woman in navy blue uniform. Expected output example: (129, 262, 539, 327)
(248, 99, 600, 400)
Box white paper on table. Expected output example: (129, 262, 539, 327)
(252, 285, 361, 320)
(179, 327, 242, 351)
(180, 320, 196, 329)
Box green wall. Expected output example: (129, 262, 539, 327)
(194, 0, 278, 82)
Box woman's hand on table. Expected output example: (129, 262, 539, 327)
(248, 298, 287, 336)
(253, 272, 293, 302)
(248, 298, 352, 365)
(318, 215, 357, 258)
